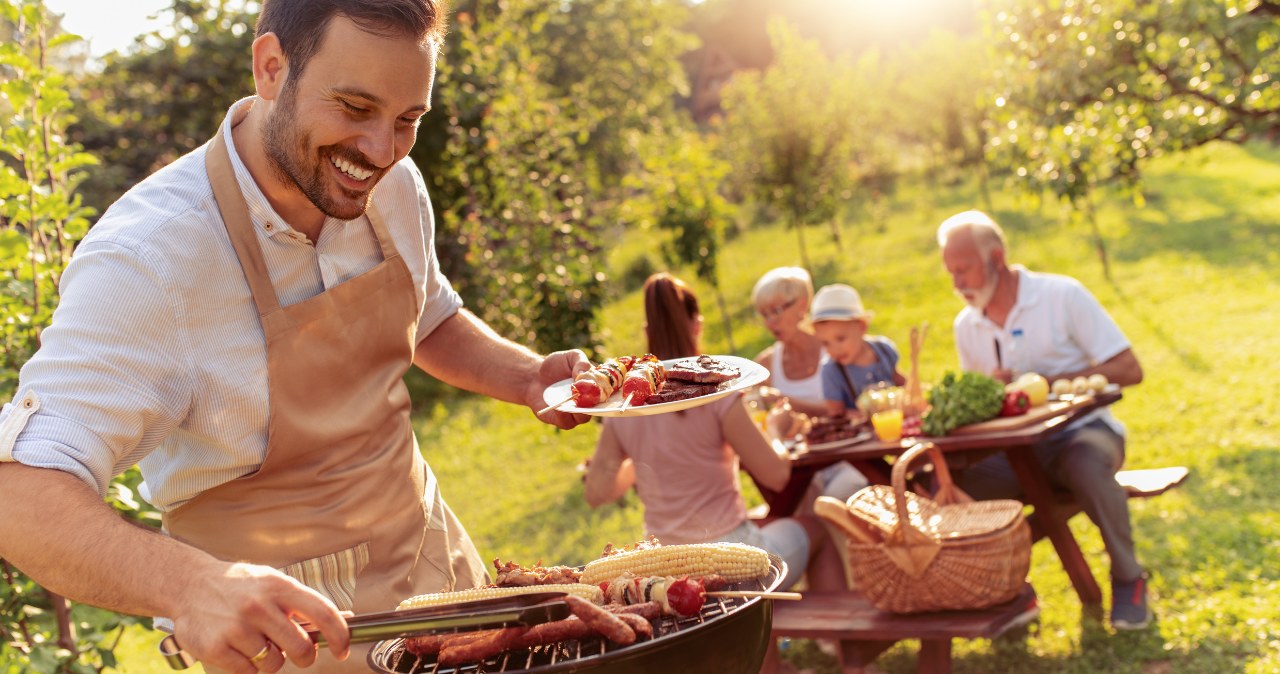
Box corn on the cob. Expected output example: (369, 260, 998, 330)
(397, 583, 603, 610)
(580, 543, 770, 586)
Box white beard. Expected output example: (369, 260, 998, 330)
(958, 263, 999, 310)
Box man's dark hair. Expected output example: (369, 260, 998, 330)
(255, 0, 447, 82)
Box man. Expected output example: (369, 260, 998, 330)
(0, 1, 590, 671)
(937, 210, 1151, 630)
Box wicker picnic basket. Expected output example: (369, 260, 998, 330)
(815, 442, 1031, 614)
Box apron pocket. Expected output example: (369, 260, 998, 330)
(279, 541, 370, 612)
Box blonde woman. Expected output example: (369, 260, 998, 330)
(751, 267, 830, 418)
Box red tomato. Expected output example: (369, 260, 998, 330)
(665, 577, 706, 616)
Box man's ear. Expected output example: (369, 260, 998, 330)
(251, 32, 289, 101)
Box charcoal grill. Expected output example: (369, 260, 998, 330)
(368, 554, 786, 674)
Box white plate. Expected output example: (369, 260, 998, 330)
(542, 355, 769, 417)
(803, 429, 874, 452)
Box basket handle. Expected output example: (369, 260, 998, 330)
(890, 442, 959, 516)
(880, 443, 950, 577)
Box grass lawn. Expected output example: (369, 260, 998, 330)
(111, 141, 1280, 673)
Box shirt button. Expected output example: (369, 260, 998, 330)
(264, 223, 273, 230)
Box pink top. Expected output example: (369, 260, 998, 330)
(601, 394, 747, 544)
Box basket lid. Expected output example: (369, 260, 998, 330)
(846, 486, 1024, 541)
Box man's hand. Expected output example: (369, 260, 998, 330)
(171, 562, 350, 673)
(528, 349, 592, 429)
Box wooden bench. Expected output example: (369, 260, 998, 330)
(770, 583, 1040, 674)
(1029, 466, 1189, 543)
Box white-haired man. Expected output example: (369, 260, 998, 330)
(937, 210, 1151, 630)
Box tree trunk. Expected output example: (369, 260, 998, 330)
(713, 284, 736, 354)
(792, 214, 811, 272)
(1082, 194, 1112, 283)
(978, 156, 994, 214)
(827, 216, 843, 250)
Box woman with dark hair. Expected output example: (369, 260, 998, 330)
(584, 273, 844, 593)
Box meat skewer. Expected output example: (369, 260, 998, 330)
(619, 355, 666, 406)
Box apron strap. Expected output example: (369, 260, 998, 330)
(365, 203, 399, 262)
(205, 132, 283, 318)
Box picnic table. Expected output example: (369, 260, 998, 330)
(755, 389, 1124, 606)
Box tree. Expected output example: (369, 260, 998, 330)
(622, 125, 738, 351)
(718, 20, 882, 270)
(893, 28, 997, 210)
(985, 0, 1280, 278)
(71, 0, 256, 215)
(412, 0, 697, 355)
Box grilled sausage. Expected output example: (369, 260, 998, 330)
(436, 626, 528, 666)
(404, 629, 489, 656)
(613, 613, 654, 640)
(515, 616, 593, 647)
(564, 595, 636, 645)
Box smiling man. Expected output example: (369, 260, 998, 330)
(0, 2, 591, 672)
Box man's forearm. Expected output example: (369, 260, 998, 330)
(413, 309, 542, 405)
(0, 462, 217, 619)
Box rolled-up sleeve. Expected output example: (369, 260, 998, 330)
(4, 239, 191, 495)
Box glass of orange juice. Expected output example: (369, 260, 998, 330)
(868, 386, 904, 441)
(871, 407, 905, 442)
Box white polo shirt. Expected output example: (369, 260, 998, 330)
(952, 267, 1131, 435)
(0, 97, 462, 509)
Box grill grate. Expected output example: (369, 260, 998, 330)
(370, 569, 777, 674)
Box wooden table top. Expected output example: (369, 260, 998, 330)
(788, 389, 1123, 467)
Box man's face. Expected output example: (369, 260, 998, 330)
(813, 319, 866, 365)
(942, 232, 1000, 310)
(263, 17, 436, 220)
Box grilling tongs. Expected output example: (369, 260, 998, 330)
(159, 591, 570, 670)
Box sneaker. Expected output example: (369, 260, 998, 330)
(1110, 573, 1152, 630)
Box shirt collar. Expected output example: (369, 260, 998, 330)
(1007, 265, 1039, 325)
(219, 97, 343, 242)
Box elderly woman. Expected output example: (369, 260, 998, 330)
(751, 268, 868, 504)
(751, 267, 830, 418)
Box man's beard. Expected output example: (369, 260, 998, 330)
(957, 259, 1000, 310)
(262, 86, 381, 221)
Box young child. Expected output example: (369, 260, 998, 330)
(810, 283, 907, 417)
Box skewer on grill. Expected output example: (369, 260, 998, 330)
(704, 590, 802, 601)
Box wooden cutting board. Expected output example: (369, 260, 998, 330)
(949, 394, 1096, 435)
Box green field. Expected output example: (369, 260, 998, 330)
(113, 141, 1280, 673)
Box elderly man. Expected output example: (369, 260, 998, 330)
(936, 210, 1151, 630)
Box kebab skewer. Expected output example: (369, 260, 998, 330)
(619, 355, 666, 406)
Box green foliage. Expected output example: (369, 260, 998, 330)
(413, 0, 696, 355)
(71, 0, 256, 215)
(985, 0, 1280, 205)
(718, 20, 889, 268)
(0, 4, 150, 671)
(891, 28, 996, 205)
(921, 370, 1006, 437)
(0, 0, 96, 397)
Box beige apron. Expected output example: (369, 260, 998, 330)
(163, 125, 488, 672)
